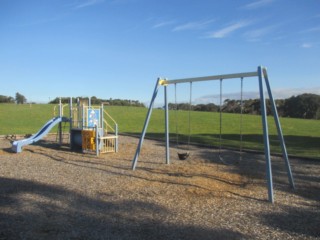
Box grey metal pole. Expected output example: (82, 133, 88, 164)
(101, 103, 104, 131)
(69, 97, 73, 149)
(95, 124, 99, 156)
(164, 85, 170, 164)
(132, 78, 161, 170)
(69, 97, 73, 129)
(59, 98, 62, 145)
(263, 68, 295, 189)
(258, 66, 274, 203)
(82, 104, 85, 129)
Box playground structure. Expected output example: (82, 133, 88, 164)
(12, 98, 118, 156)
(131, 66, 295, 203)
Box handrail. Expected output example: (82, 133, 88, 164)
(100, 135, 118, 139)
(103, 109, 117, 125)
(53, 104, 69, 117)
(53, 105, 57, 116)
(103, 119, 115, 132)
(62, 104, 68, 116)
(103, 109, 117, 135)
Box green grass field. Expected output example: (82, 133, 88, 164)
(1, 104, 319, 159)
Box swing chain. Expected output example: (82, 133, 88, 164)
(219, 79, 223, 161)
(174, 83, 179, 148)
(187, 82, 192, 150)
(239, 77, 244, 162)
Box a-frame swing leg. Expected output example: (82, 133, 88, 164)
(132, 78, 161, 170)
(258, 66, 274, 203)
(164, 85, 170, 165)
(263, 68, 295, 189)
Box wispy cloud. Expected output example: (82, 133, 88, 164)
(194, 87, 320, 104)
(271, 87, 320, 98)
(110, 0, 135, 4)
(243, 0, 274, 10)
(243, 25, 277, 42)
(301, 43, 313, 48)
(152, 20, 175, 29)
(11, 15, 65, 28)
(301, 26, 320, 33)
(172, 19, 215, 32)
(194, 93, 251, 105)
(74, 0, 104, 9)
(207, 21, 250, 39)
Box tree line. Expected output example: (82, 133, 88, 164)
(169, 93, 320, 120)
(48, 96, 145, 107)
(0, 93, 145, 107)
(0, 92, 27, 104)
(1, 92, 319, 119)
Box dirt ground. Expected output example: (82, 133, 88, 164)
(0, 135, 319, 239)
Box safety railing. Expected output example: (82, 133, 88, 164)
(100, 135, 118, 153)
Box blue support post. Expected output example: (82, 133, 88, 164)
(132, 78, 162, 170)
(164, 85, 170, 164)
(258, 66, 274, 203)
(263, 68, 295, 189)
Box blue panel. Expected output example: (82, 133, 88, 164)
(87, 109, 100, 127)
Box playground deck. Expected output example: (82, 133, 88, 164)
(0, 135, 319, 239)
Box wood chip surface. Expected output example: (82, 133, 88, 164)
(0, 135, 319, 239)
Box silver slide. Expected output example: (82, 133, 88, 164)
(12, 117, 64, 153)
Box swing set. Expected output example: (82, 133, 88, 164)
(131, 66, 295, 203)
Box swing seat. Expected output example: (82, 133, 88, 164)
(178, 152, 189, 160)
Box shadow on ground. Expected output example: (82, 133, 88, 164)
(260, 205, 320, 238)
(0, 177, 246, 240)
(136, 133, 320, 202)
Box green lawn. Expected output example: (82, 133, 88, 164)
(1, 104, 319, 159)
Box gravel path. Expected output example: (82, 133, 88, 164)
(0, 135, 319, 239)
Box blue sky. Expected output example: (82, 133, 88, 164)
(0, 0, 319, 105)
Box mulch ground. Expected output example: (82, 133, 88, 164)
(0, 135, 319, 239)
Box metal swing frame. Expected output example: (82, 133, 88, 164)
(131, 66, 295, 203)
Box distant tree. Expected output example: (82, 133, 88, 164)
(275, 99, 285, 117)
(283, 94, 320, 119)
(316, 108, 320, 120)
(223, 99, 241, 113)
(242, 99, 260, 115)
(90, 96, 101, 105)
(168, 103, 177, 110)
(49, 97, 73, 104)
(0, 95, 15, 103)
(15, 92, 27, 104)
(193, 103, 218, 112)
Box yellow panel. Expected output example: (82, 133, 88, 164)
(82, 130, 96, 151)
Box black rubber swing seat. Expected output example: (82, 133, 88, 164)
(178, 152, 189, 160)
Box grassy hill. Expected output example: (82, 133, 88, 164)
(0, 104, 319, 159)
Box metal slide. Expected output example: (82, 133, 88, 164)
(12, 117, 66, 153)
